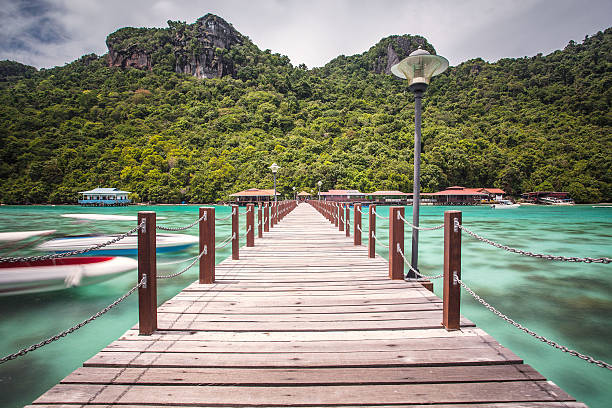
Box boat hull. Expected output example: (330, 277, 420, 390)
(0, 256, 138, 296)
(37, 233, 198, 255)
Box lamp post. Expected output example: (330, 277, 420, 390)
(317, 180, 322, 201)
(391, 47, 448, 277)
(269, 163, 280, 220)
(293, 186, 296, 201)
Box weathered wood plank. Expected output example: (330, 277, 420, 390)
(63, 364, 544, 385)
(33, 382, 576, 405)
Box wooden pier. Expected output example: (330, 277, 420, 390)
(30, 204, 585, 407)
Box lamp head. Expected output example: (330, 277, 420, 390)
(269, 163, 280, 173)
(391, 47, 449, 89)
(317, 181, 322, 187)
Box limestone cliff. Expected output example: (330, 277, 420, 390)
(106, 14, 243, 79)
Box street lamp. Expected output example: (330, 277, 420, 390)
(317, 181, 322, 201)
(293, 186, 296, 201)
(391, 47, 448, 277)
(269, 163, 280, 220)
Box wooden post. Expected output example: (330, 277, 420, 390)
(388, 206, 404, 280)
(368, 204, 376, 258)
(246, 203, 255, 247)
(345, 204, 350, 237)
(199, 207, 215, 284)
(231, 205, 239, 260)
(138, 211, 157, 335)
(443, 210, 462, 330)
(354, 204, 361, 245)
(257, 203, 263, 238)
(339, 203, 344, 232)
(334, 203, 338, 227)
(264, 203, 270, 232)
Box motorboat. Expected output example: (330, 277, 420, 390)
(539, 197, 575, 205)
(36, 233, 198, 255)
(0, 256, 137, 296)
(0, 230, 56, 242)
(491, 200, 520, 209)
(61, 213, 166, 221)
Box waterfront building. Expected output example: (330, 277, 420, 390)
(78, 188, 131, 206)
(366, 190, 411, 205)
(431, 186, 488, 205)
(320, 190, 365, 202)
(297, 191, 311, 202)
(229, 188, 279, 204)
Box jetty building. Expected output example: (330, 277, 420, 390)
(229, 188, 280, 204)
(78, 188, 131, 206)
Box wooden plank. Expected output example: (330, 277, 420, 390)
(84, 346, 521, 368)
(33, 382, 576, 405)
(63, 364, 545, 385)
(27, 403, 590, 408)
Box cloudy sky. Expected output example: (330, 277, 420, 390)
(1, 0, 610, 69)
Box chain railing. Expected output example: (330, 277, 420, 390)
(216, 233, 235, 250)
(396, 243, 444, 279)
(0, 220, 145, 263)
(216, 209, 235, 221)
(398, 213, 444, 231)
(371, 209, 389, 220)
(156, 212, 206, 231)
(157, 246, 207, 279)
(371, 231, 389, 248)
(457, 276, 612, 370)
(0, 275, 146, 365)
(457, 220, 611, 264)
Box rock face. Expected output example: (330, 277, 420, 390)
(372, 36, 432, 75)
(106, 14, 243, 79)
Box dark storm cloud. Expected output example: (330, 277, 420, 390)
(0, 0, 68, 57)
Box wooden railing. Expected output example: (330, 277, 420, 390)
(308, 200, 461, 331)
(136, 200, 298, 335)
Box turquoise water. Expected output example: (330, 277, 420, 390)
(0, 204, 611, 407)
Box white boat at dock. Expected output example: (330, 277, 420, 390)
(491, 200, 520, 209)
(37, 233, 198, 255)
(0, 256, 137, 296)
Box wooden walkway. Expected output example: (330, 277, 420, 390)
(30, 204, 585, 407)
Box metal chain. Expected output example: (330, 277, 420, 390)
(396, 243, 444, 279)
(156, 212, 206, 231)
(0, 220, 145, 263)
(216, 233, 235, 250)
(398, 213, 444, 231)
(371, 231, 389, 248)
(216, 209, 235, 221)
(457, 220, 611, 264)
(457, 277, 612, 370)
(0, 276, 145, 365)
(157, 246, 207, 279)
(357, 224, 363, 233)
(372, 209, 389, 220)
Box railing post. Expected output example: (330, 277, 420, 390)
(257, 203, 263, 238)
(443, 210, 462, 330)
(354, 204, 361, 245)
(199, 207, 215, 284)
(334, 203, 338, 227)
(368, 204, 376, 258)
(389, 206, 404, 280)
(231, 205, 239, 260)
(246, 203, 255, 247)
(345, 204, 350, 237)
(339, 203, 344, 232)
(138, 211, 157, 335)
(264, 203, 270, 232)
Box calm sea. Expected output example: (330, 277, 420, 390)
(0, 204, 610, 407)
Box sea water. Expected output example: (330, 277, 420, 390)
(0, 204, 610, 407)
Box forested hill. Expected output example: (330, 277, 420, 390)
(0, 14, 610, 204)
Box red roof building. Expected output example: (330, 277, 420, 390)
(229, 188, 279, 204)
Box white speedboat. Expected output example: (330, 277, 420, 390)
(491, 200, 520, 209)
(0, 230, 56, 242)
(539, 197, 575, 205)
(0, 256, 137, 296)
(36, 233, 198, 255)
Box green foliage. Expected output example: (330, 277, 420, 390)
(0, 23, 610, 204)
